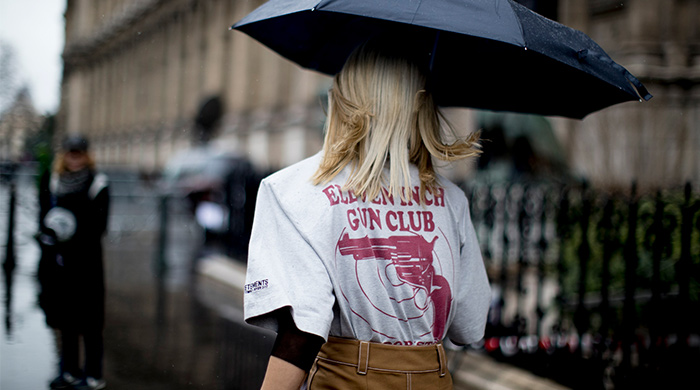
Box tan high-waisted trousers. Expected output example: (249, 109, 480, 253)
(307, 337, 453, 389)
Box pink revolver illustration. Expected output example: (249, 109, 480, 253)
(338, 233, 452, 339)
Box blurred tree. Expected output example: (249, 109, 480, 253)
(0, 41, 21, 114)
(24, 113, 55, 186)
(0, 88, 40, 162)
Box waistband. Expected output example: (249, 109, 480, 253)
(317, 337, 448, 376)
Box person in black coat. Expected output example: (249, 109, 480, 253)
(37, 135, 109, 390)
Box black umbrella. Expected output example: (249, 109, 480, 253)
(232, 0, 651, 119)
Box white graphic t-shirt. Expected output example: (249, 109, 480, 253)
(244, 153, 490, 346)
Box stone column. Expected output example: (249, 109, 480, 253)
(65, 70, 83, 136)
(226, 1, 253, 113)
(181, 5, 203, 127)
(558, 0, 589, 32)
(201, 0, 227, 97)
(164, 11, 183, 123)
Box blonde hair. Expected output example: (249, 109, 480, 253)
(312, 41, 480, 203)
(52, 151, 96, 174)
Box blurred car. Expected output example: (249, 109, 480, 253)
(160, 146, 260, 252)
(162, 146, 237, 208)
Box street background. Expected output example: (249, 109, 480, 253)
(2, 165, 572, 390)
(1, 3, 698, 388)
(1, 166, 277, 390)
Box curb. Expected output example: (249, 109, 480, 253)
(196, 253, 247, 291)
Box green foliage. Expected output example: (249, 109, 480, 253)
(24, 113, 55, 184)
(556, 185, 700, 333)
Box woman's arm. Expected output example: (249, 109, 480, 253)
(259, 308, 325, 389)
(260, 356, 307, 390)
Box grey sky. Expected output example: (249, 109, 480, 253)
(0, 0, 65, 114)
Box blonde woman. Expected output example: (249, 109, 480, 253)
(244, 40, 491, 390)
(37, 135, 109, 390)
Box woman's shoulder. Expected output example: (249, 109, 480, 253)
(258, 153, 333, 230)
(262, 152, 322, 191)
(435, 174, 468, 203)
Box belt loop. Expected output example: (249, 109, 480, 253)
(436, 343, 447, 377)
(357, 341, 370, 375)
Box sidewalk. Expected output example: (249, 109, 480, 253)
(195, 255, 570, 390)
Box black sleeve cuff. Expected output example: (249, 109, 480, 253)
(270, 309, 325, 372)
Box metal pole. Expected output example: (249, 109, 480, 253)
(515, 185, 529, 336)
(498, 186, 512, 333)
(3, 178, 16, 273)
(621, 182, 638, 378)
(574, 183, 591, 338)
(555, 187, 570, 331)
(677, 183, 694, 347)
(649, 191, 664, 356)
(598, 199, 614, 340)
(3, 173, 16, 335)
(535, 188, 548, 337)
(155, 193, 169, 277)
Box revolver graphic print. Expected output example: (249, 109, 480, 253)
(338, 233, 452, 339)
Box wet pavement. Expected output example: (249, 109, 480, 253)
(1, 168, 275, 390)
(1, 170, 57, 390)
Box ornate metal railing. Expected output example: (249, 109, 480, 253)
(461, 179, 700, 389)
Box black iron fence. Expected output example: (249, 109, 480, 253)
(461, 179, 700, 389)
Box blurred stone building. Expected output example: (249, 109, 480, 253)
(556, 0, 699, 190)
(58, 0, 699, 190)
(0, 88, 42, 162)
(59, 0, 328, 173)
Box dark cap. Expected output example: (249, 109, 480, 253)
(62, 135, 89, 152)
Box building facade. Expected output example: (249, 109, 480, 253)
(556, 0, 699, 190)
(58, 0, 699, 190)
(60, 0, 328, 173)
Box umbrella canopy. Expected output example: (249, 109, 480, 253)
(232, 0, 651, 119)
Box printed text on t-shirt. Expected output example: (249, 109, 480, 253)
(322, 185, 445, 207)
(323, 185, 444, 233)
(244, 279, 268, 293)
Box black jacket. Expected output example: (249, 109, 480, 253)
(37, 170, 110, 330)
